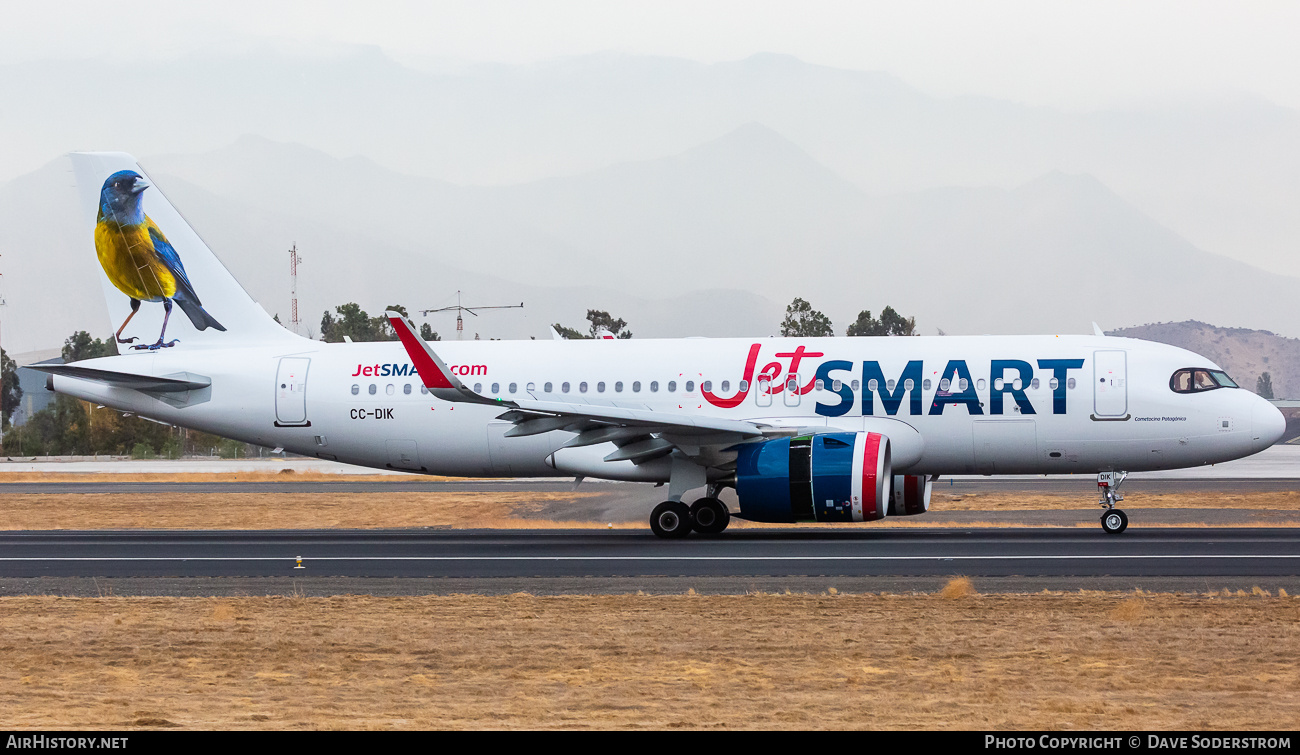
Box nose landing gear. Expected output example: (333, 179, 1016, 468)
(1097, 471, 1129, 534)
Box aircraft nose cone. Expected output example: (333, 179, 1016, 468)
(1253, 399, 1286, 449)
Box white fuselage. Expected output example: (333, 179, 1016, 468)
(52, 333, 1283, 479)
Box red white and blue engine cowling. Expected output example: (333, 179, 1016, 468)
(734, 432, 892, 523)
(889, 474, 932, 516)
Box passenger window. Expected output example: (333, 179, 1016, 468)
(474, 383, 482, 393)
(420, 385, 429, 395)
(785, 378, 798, 392)
(1013, 379, 1022, 391)
(614, 381, 622, 392)
(597, 382, 605, 392)
(1049, 378, 1059, 390)
(852, 380, 860, 391)
(386, 384, 395, 396)
(904, 379, 914, 391)
(1067, 378, 1076, 390)
(1030, 378, 1040, 390)
(491, 383, 499, 394)
(720, 380, 729, 392)
(976, 379, 986, 391)
(959, 378, 969, 392)
(404, 384, 412, 395)
(886, 379, 896, 391)
(685, 381, 695, 392)
(351, 384, 360, 395)
(939, 378, 950, 392)
(868, 379, 878, 391)
(736, 380, 745, 392)
(632, 381, 641, 392)
(993, 378, 1004, 391)
(650, 381, 659, 392)
(369, 384, 377, 395)
(667, 381, 677, 392)
(815, 379, 825, 391)
(562, 382, 571, 393)
(832, 379, 842, 392)
(579, 382, 588, 393)
(509, 383, 518, 393)
(702, 381, 712, 392)
(544, 382, 553, 393)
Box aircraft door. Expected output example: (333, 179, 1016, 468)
(275, 357, 310, 427)
(755, 375, 773, 407)
(1093, 350, 1128, 418)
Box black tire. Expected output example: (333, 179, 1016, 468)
(1101, 509, 1128, 535)
(690, 497, 731, 535)
(650, 500, 693, 539)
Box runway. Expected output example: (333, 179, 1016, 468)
(3, 528, 1299, 580)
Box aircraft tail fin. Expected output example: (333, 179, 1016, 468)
(70, 152, 294, 350)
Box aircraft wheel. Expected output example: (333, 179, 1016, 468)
(650, 501, 693, 539)
(1101, 509, 1128, 535)
(690, 497, 730, 535)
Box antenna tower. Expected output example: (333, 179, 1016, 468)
(288, 244, 302, 335)
(420, 290, 523, 340)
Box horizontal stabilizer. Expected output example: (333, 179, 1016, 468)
(29, 364, 211, 393)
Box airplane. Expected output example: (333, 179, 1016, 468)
(33, 152, 1287, 538)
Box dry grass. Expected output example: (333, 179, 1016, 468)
(0, 471, 457, 483)
(935, 490, 1300, 511)
(0, 492, 630, 530)
(0, 591, 1297, 730)
(939, 576, 976, 599)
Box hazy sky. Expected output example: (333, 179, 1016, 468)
(3, 0, 1300, 111)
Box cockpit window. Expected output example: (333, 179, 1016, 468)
(1171, 368, 1238, 394)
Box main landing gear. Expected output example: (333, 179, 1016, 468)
(649, 491, 731, 539)
(1097, 471, 1129, 534)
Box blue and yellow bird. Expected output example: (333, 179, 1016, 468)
(95, 170, 225, 349)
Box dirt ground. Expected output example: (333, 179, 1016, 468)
(0, 588, 1296, 730)
(1, 489, 1298, 530)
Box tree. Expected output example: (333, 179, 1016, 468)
(1257, 371, 1275, 399)
(320, 303, 412, 342)
(419, 323, 440, 342)
(1, 348, 21, 430)
(845, 305, 917, 337)
(552, 310, 634, 340)
(586, 310, 632, 339)
(551, 323, 588, 340)
(780, 297, 834, 337)
(61, 330, 119, 362)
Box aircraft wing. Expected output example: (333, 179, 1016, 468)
(387, 312, 775, 464)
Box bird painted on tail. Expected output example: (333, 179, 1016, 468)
(95, 170, 225, 349)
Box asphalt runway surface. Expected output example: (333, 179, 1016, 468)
(3, 527, 1299, 579)
(4, 475, 1299, 594)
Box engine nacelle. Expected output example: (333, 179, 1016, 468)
(889, 474, 932, 516)
(735, 432, 892, 523)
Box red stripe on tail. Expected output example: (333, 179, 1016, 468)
(388, 315, 454, 389)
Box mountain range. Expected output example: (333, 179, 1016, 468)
(2, 127, 1299, 353)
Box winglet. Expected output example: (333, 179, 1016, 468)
(1092, 322, 1105, 337)
(386, 311, 502, 406)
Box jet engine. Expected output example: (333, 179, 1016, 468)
(734, 432, 892, 523)
(889, 474, 932, 516)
